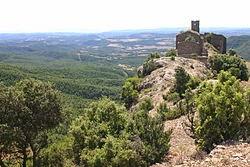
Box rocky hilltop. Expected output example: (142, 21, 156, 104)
(136, 57, 210, 113)
(134, 57, 250, 167)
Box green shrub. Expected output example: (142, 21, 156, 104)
(121, 77, 141, 109)
(148, 52, 160, 59)
(242, 89, 250, 138)
(164, 108, 185, 120)
(187, 77, 201, 90)
(165, 49, 177, 57)
(170, 56, 175, 61)
(174, 67, 191, 97)
(71, 98, 171, 166)
(227, 48, 237, 56)
(194, 71, 250, 152)
(157, 101, 186, 121)
(139, 97, 154, 112)
(163, 92, 180, 104)
(39, 136, 74, 167)
(127, 110, 171, 166)
(80, 136, 142, 167)
(157, 102, 170, 121)
(140, 53, 161, 77)
(71, 98, 128, 166)
(209, 53, 249, 81)
(142, 59, 157, 77)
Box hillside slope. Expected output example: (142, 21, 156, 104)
(135, 57, 208, 166)
(134, 57, 250, 167)
(227, 35, 250, 60)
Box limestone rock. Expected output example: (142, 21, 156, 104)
(135, 57, 210, 114)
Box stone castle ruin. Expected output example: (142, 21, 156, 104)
(176, 21, 226, 62)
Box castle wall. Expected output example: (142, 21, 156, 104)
(205, 33, 226, 53)
(177, 41, 202, 56)
(176, 31, 203, 57)
(176, 31, 201, 43)
(175, 21, 227, 63)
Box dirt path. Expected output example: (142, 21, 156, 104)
(164, 116, 197, 165)
(152, 116, 198, 167)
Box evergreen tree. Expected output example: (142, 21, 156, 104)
(0, 79, 62, 167)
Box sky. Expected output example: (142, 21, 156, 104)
(0, 0, 249, 33)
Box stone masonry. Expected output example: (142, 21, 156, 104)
(176, 21, 226, 61)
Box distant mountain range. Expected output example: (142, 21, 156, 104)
(1, 27, 250, 38)
(98, 27, 250, 37)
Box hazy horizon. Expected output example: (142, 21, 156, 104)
(1, 0, 250, 33)
(1, 27, 250, 34)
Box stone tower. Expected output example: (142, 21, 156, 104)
(191, 20, 200, 33)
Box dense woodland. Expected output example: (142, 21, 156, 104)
(0, 33, 171, 166)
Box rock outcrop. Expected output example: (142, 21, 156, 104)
(135, 57, 210, 114)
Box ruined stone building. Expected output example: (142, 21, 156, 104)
(176, 21, 226, 61)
